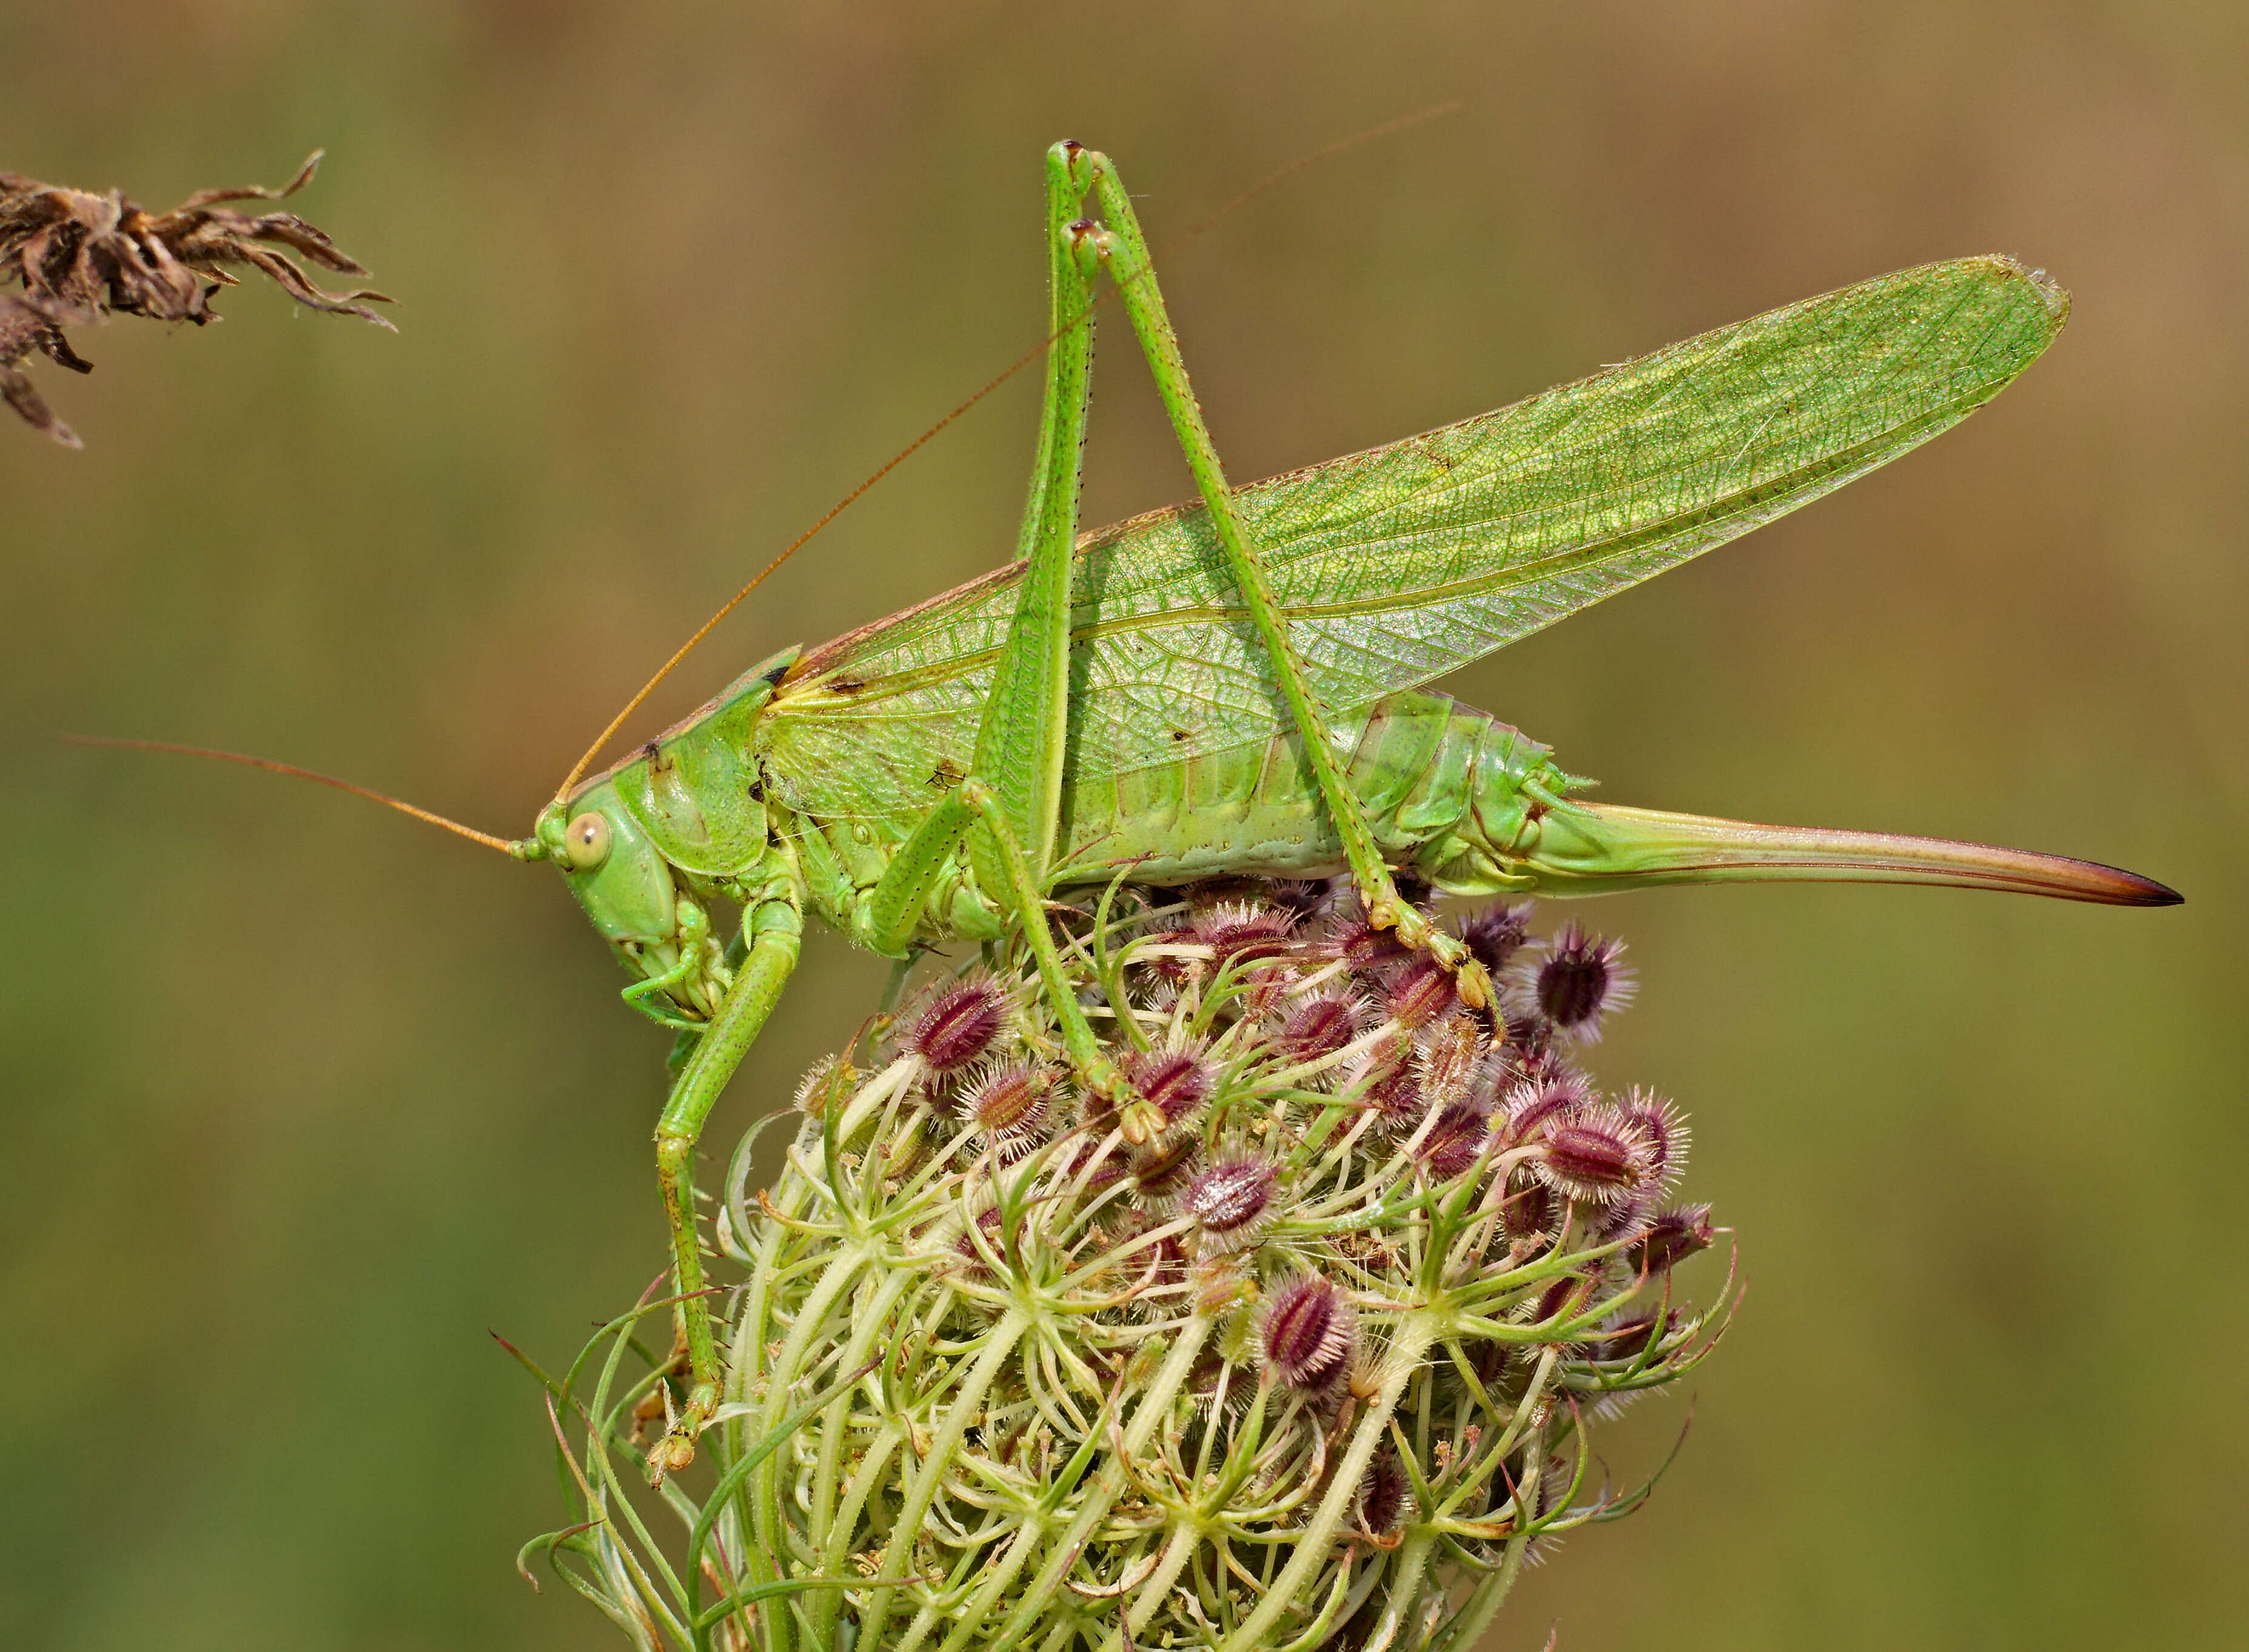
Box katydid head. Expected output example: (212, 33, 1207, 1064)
(537, 650, 799, 957)
(536, 784, 677, 945)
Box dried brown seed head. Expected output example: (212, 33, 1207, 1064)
(1275, 992, 1364, 1070)
(1415, 1011, 1487, 1106)
(1531, 1101, 1659, 1206)
(1630, 1204, 1718, 1274)
(1417, 1101, 1496, 1182)
(1502, 1070, 1594, 1145)
(952, 1207, 1007, 1276)
(1186, 1153, 1279, 1249)
(1124, 1045, 1213, 1134)
(1507, 921, 1635, 1042)
(1359, 1447, 1410, 1534)
(959, 1061, 1055, 1160)
(1457, 901, 1533, 976)
(1618, 1086, 1688, 1188)
(2, 152, 391, 446)
(1502, 1170, 1559, 1243)
(1128, 1134, 1204, 1210)
(1386, 953, 1458, 1028)
(1187, 900, 1298, 963)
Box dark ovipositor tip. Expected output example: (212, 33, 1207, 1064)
(2110, 866, 2184, 907)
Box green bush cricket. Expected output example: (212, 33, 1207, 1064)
(94, 141, 2177, 1487)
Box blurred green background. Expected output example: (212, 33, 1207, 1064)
(4, 4, 2243, 1648)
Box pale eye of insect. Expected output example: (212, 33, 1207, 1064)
(562, 811, 612, 872)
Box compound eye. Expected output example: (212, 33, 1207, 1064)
(562, 810, 612, 872)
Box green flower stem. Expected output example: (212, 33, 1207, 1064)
(1110, 1519, 1205, 1651)
(1223, 1310, 1443, 1652)
(857, 1306, 1033, 1648)
(745, 1237, 892, 1648)
(1362, 1527, 1439, 1652)
(981, 1311, 1214, 1652)
(1268, 1557, 1360, 1652)
(802, 1264, 925, 1652)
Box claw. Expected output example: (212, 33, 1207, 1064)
(1119, 1097, 1167, 1147)
(1452, 956, 1494, 1013)
(647, 1382, 720, 1487)
(1376, 896, 1494, 1010)
(649, 1428, 697, 1485)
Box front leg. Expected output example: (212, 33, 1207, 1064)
(619, 891, 713, 1026)
(1064, 144, 1492, 1009)
(647, 883, 804, 1481)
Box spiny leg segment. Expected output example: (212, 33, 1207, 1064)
(1042, 143, 1490, 1002)
(646, 876, 804, 1478)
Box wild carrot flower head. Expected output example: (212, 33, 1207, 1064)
(536, 887, 1732, 1651)
(1506, 919, 1635, 1042)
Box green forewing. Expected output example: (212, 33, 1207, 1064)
(761, 257, 2067, 823)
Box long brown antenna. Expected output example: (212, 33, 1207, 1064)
(1163, 101, 1462, 247)
(552, 103, 1464, 803)
(549, 343, 1042, 801)
(65, 734, 527, 856)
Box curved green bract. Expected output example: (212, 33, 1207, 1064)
(759, 256, 2067, 824)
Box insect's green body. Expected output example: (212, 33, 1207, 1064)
(565, 668, 2161, 1034)
(1055, 691, 1568, 893)
(495, 142, 2180, 1499)
(565, 668, 1581, 982)
(550, 227, 2172, 1025)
